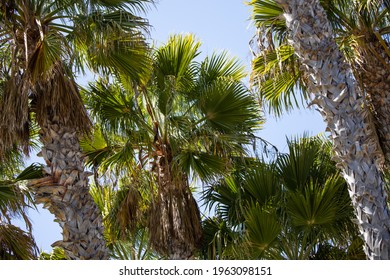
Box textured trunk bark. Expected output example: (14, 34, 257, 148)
(355, 43, 390, 166)
(29, 119, 109, 259)
(275, 0, 390, 259)
(149, 144, 202, 260)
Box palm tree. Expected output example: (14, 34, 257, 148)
(202, 136, 365, 259)
(0, 0, 152, 259)
(249, 0, 390, 259)
(83, 34, 261, 259)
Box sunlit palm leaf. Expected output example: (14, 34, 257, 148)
(39, 247, 67, 260)
(198, 80, 261, 133)
(248, 0, 286, 37)
(198, 51, 246, 85)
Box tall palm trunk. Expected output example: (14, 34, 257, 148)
(29, 118, 109, 259)
(149, 144, 202, 259)
(275, 0, 390, 259)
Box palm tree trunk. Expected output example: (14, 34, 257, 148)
(29, 119, 109, 259)
(275, 0, 390, 259)
(149, 145, 202, 259)
(355, 42, 390, 166)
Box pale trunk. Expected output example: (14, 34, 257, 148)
(29, 120, 109, 259)
(275, 0, 390, 259)
(149, 145, 202, 260)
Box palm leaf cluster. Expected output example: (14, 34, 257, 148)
(202, 136, 365, 260)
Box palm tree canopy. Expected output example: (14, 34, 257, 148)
(0, 0, 152, 156)
(84, 34, 262, 182)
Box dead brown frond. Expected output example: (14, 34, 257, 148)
(0, 75, 30, 157)
(149, 183, 203, 259)
(116, 185, 141, 238)
(33, 61, 91, 136)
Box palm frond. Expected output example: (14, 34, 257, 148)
(198, 80, 261, 134)
(39, 247, 67, 260)
(109, 229, 159, 260)
(248, 0, 286, 39)
(175, 150, 228, 182)
(242, 163, 281, 206)
(244, 204, 281, 258)
(198, 51, 247, 85)
(0, 223, 38, 260)
(275, 136, 322, 191)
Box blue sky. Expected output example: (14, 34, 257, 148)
(18, 0, 326, 253)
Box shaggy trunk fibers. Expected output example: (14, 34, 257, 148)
(355, 43, 390, 166)
(29, 119, 109, 259)
(275, 0, 390, 259)
(149, 145, 202, 260)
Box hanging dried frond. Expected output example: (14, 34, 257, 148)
(33, 61, 92, 135)
(149, 185, 203, 260)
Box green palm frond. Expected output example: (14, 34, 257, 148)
(154, 34, 200, 86)
(244, 204, 281, 257)
(242, 163, 281, 206)
(200, 216, 241, 260)
(275, 136, 327, 190)
(198, 80, 261, 133)
(109, 229, 159, 260)
(202, 175, 247, 226)
(252, 44, 294, 75)
(286, 179, 340, 228)
(251, 43, 307, 116)
(0, 163, 42, 232)
(248, 0, 286, 38)
(84, 80, 151, 136)
(152, 34, 200, 115)
(39, 247, 67, 260)
(262, 72, 303, 116)
(175, 150, 228, 182)
(198, 51, 247, 85)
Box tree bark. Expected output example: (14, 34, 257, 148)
(29, 119, 109, 259)
(275, 0, 390, 259)
(355, 41, 390, 166)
